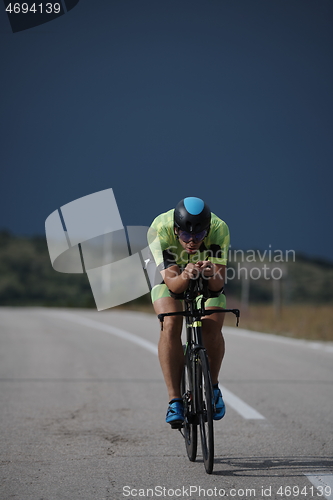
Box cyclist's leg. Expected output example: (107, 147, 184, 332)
(196, 294, 226, 421)
(200, 294, 226, 385)
(152, 284, 184, 401)
(201, 310, 225, 384)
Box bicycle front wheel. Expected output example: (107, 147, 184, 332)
(181, 346, 197, 462)
(197, 349, 214, 474)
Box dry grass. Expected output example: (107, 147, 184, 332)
(224, 303, 333, 342)
(117, 296, 333, 342)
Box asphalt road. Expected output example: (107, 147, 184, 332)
(0, 307, 332, 500)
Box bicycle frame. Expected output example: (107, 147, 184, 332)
(158, 277, 240, 473)
(158, 276, 240, 414)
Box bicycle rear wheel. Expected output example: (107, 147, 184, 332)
(181, 346, 197, 462)
(197, 349, 214, 474)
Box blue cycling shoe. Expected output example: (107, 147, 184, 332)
(166, 399, 184, 428)
(213, 385, 226, 420)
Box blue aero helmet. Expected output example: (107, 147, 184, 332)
(174, 197, 211, 233)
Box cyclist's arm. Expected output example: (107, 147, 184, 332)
(161, 264, 198, 294)
(201, 262, 225, 292)
(161, 262, 225, 294)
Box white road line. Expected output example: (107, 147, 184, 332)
(220, 385, 265, 419)
(50, 311, 158, 355)
(305, 472, 333, 499)
(44, 311, 266, 420)
(224, 326, 333, 354)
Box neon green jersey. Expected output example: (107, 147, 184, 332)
(149, 209, 230, 271)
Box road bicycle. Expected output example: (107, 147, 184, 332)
(158, 276, 240, 474)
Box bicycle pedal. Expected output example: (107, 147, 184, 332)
(170, 421, 184, 430)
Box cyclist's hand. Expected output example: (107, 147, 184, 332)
(195, 261, 215, 277)
(183, 263, 201, 279)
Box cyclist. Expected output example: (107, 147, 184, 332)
(149, 197, 230, 427)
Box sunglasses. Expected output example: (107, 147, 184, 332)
(178, 229, 207, 243)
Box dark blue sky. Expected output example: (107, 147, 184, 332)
(1, 1, 332, 260)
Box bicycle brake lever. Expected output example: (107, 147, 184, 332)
(158, 314, 164, 330)
(234, 309, 240, 327)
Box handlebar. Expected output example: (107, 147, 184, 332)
(157, 275, 240, 328)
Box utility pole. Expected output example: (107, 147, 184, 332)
(240, 262, 250, 311)
(267, 264, 286, 318)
